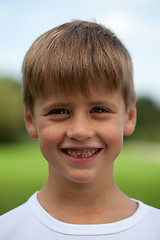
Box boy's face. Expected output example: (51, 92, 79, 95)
(25, 87, 136, 184)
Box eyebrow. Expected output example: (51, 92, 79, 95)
(42, 103, 70, 112)
(88, 101, 117, 107)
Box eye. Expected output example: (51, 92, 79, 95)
(90, 107, 109, 114)
(47, 108, 70, 120)
(49, 109, 70, 115)
(90, 106, 111, 119)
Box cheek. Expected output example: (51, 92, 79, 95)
(37, 124, 64, 157)
(99, 122, 124, 143)
(99, 122, 124, 159)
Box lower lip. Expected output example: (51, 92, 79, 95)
(61, 149, 101, 165)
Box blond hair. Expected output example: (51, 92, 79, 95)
(22, 20, 136, 113)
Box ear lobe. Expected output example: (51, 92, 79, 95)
(24, 106, 38, 139)
(124, 105, 137, 136)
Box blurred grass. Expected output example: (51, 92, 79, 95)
(0, 140, 160, 215)
(114, 141, 160, 209)
(0, 141, 48, 215)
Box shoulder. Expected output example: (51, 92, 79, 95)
(0, 193, 41, 240)
(0, 192, 39, 224)
(0, 201, 31, 230)
(146, 204, 160, 221)
(0, 202, 28, 239)
(134, 199, 160, 232)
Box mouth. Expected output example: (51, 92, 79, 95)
(61, 148, 102, 158)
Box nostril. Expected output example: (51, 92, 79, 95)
(66, 128, 95, 140)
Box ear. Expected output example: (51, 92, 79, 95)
(124, 104, 137, 136)
(24, 106, 38, 138)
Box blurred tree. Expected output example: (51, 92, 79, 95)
(136, 98, 160, 126)
(129, 97, 160, 142)
(0, 78, 26, 142)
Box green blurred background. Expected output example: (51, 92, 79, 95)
(0, 77, 160, 215)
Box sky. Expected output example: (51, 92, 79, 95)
(0, 0, 160, 104)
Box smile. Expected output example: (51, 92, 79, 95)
(62, 148, 101, 158)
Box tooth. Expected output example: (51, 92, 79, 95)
(76, 152, 81, 156)
(84, 153, 88, 157)
(64, 148, 99, 157)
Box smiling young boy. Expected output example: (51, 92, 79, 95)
(1, 20, 160, 239)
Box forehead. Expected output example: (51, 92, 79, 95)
(41, 80, 121, 100)
(36, 83, 124, 109)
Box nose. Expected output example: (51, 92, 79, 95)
(66, 115, 95, 141)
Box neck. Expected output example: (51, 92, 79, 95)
(37, 164, 137, 224)
(38, 163, 124, 209)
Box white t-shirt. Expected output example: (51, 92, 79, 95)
(0, 192, 160, 240)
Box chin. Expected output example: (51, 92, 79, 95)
(66, 170, 98, 184)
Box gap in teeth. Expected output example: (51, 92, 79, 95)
(63, 149, 99, 158)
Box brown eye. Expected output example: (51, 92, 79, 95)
(49, 109, 70, 115)
(46, 108, 70, 121)
(91, 107, 109, 113)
